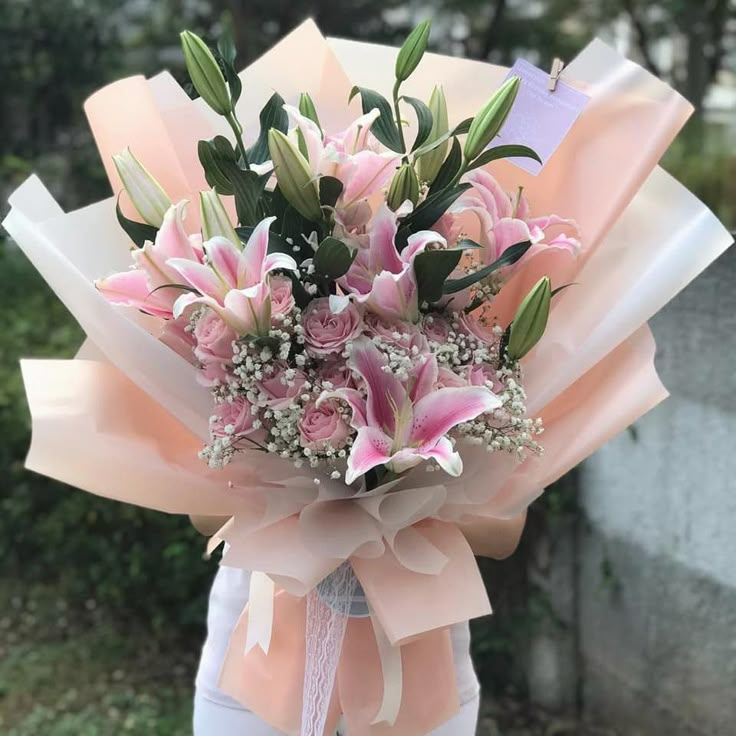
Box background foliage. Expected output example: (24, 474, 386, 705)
(1, 0, 733, 731)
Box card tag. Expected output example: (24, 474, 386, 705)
(497, 59, 589, 175)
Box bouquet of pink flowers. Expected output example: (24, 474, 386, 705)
(98, 23, 577, 491)
(5, 18, 731, 736)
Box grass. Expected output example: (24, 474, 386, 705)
(0, 581, 196, 735)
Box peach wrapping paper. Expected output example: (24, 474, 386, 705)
(4, 19, 733, 735)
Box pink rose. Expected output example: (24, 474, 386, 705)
(270, 275, 295, 319)
(421, 313, 453, 345)
(298, 401, 351, 451)
(194, 310, 236, 364)
(302, 297, 363, 356)
(257, 364, 307, 409)
(193, 310, 237, 386)
(435, 366, 467, 389)
(467, 363, 503, 393)
(364, 312, 428, 354)
(318, 360, 355, 390)
(211, 397, 256, 438)
(459, 312, 497, 345)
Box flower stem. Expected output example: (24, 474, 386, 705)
(226, 112, 251, 170)
(392, 79, 408, 163)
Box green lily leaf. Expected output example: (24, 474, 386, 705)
(414, 248, 465, 303)
(115, 196, 157, 247)
(216, 31, 242, 107)
(443, 240, 532, 294)
(428, 137, 462, 195)
(401, 95, 433, 151)
(248, 92, 289, 164)
(319, 176, 344, 209)
(313, 237, 356, 279)
(400, 182, 470, 236)
(412, 117, 474, 159)
(198, 136, 238, 195)
(228, 168, 266, 226)
(466, 144, 542, 171)
(349, 86, 403, 152)
(286, 271, 312, 308)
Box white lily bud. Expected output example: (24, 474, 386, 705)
(199, 189, 239, 246)
(113, 148, 171, 227)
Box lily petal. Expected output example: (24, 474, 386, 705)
(96, 270, 174, 318)
(237, 216, 277, 288)
(410, 386, 500, 445)
(205, 236, 241, 289)
(348, 338, 404, 434)
(345, 426, 394, 485)
(419, 436, 463, 477)
(168, 258, 228, 301)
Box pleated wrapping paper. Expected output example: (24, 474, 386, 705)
(5, 20, 733, 735)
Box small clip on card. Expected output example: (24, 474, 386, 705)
(548, 58, 565, 91)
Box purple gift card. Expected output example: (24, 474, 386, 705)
(496, 59, 589, 175)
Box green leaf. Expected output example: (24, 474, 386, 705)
(349, 86, 403, 152)
(414, 248, 464, 303)
(248, 93, 289, 164)
(115, 196, 158, 247)
(453, 117, 473, 135)
(401, 96, 433, 151)
(466, 144, 542, 171)
(313, 237, 356, 279)
(148, 283, 200, 297)
(428, 137, 462, 195)
(411, 117, 472, 158)
(401, 182, 471, 236)
(456, 237, 484, 249)
(286, 271, 312, 309)
(395, 20, 431, 82)
(551, 283, 576, 298)
(216, 31, 242, 106)
(198, 136, 238, 194)
(443, 240, 532, 294)
(319, 176, 344, 209)
(228, 168, 266, 226)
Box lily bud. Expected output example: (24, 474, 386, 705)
(299, 92, 322, 135)
(416, 86, 449, 184)
(507, 276, 551, 360)
(113, 147, 171, 227)
(268, 129, 322, 221)
(200, 189, 239, 246)
(464, 76, 520, 162)
(180, 31, 231, 116)
(387, 163, 420, 210)
(395, 20, 431, 83)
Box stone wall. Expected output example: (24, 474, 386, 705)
(524, 247, 736, 734)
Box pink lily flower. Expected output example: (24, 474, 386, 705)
(341, 205, 445, 323)
(168, 216, 297, 336)
(336, 339, 500, 484)
(444, 169, 580, 267)
(96, 200, 203, 318)
(284, 106, 400, 211)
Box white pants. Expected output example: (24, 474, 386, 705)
(193, 690, 480, 735)
(194, 566, 480, 735)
